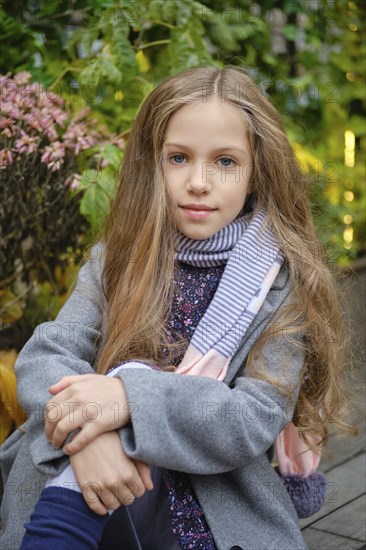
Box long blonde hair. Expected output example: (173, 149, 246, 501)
(96, 66, 358, 452)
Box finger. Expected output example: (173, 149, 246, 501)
(82, 485, 109, 516)
(63, 423, 103, 455)
(51, 412, 85, 449)
(118, 483, 138, 506)
(44, 400, 65, 441)
(44, 386, 74, 440)
(48, 377, 73, 394)
(134, 460, 154, 491)
(122, 465, 147, 499)
(97, 487, 121, 512)
(109, 481, 137, 508)
(48, 374, 95, 394)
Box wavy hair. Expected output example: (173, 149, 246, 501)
(95, 66, 358, 452)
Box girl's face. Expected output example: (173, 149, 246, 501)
(163, 97, 253, 240)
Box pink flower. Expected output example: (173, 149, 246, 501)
(50, 107, 68, 127)
(112, 136, 125, 150)
(48, 159, 63, 171)
(39, 113, 58, 140)
(70, 108, 91, 123)
(1, 102, 21, 120)
(41, 141, 65, 171)
(0, 116, 12, 129)
(13, 71, 32, 86)
(63, 123, 96, 154)
(14, 131, 39, 154)
(2, 127, 12, 138)
(0, 149, 13, 169)
(47, 92, 64, 107)
(65, 173, 82, 190)
(19, 96, 34, 111)
(23, 112, 43, 132)
(1, 80, 19, 102)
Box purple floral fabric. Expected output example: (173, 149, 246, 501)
(161, 261, 225, 549)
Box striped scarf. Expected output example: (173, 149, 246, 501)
(174, 202, 283, 380)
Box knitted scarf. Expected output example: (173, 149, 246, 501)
(164, 202, 325, 547)
(174, 204, 283, 380)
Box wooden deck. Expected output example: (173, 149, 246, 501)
(301, 452, 365, 548)
(300, 366, 366, 549)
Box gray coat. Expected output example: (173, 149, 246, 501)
(0, 245, 308, 549)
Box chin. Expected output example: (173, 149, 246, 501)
(179, 229, 218, 240)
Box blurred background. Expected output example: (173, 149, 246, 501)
(0, 0, 365, 462)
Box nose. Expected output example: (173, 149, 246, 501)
(186, 162, 213, 194)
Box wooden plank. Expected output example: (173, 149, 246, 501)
(300, 453, 366, 528)
(320, 397, 366, 471)
(309, 495, 366, 542)
(302, 527, 365, 549)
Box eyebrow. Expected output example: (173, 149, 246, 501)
(164, 143, 248, 155)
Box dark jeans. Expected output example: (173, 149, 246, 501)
(21, 466, 180, 550)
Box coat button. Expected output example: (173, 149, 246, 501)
(230, 547, 243, 550)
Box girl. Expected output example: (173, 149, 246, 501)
(0, 66, 357, 550)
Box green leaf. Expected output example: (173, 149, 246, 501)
(79, 169, 98, 190)
(209, 21, 239, 51)
(111, 26, 138, 81)
(80, 55, 123, 87)
(119, 107, 140, 121)
(147, 0, 164, 20)
(126, 2, 144, 28)
(176, 1, 192, 26)
(162, 0, 179, 23)
(99, 144, 124, 166)
(192, 1, 215, 22)
(282, 24, 298, 41)
(79, 168, 118, 231)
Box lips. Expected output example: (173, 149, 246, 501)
(179, 204, 216, 220)
(180, 203, 215, 211)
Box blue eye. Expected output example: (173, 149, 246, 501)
(170, 154, 186, 164)
(219, 157, 236, 167)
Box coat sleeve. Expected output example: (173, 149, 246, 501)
(14, 243, 106, 475)
(115, 316, 305, 475)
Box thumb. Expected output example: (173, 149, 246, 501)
(134, 460, 154, 491)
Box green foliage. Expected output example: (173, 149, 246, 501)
(1, 0, 364, 328)
(75, 143, 123, 233)
(0, 9, 41, 73)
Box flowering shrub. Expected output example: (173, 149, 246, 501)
(0, 72, 123, 349)
(0, 71, 112, 180)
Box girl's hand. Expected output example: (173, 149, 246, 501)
(70, 430, 154, 515)
(45, 374, 131, 454)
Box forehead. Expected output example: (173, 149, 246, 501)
(164, 97, 249, 146)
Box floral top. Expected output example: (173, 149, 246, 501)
(162, 260, 225, 550)
(166, 261, 225, 365)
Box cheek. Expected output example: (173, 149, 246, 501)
(165, 166, 184, 191)
(164, 168, 176, 194)
(233, 178, 250, 202)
